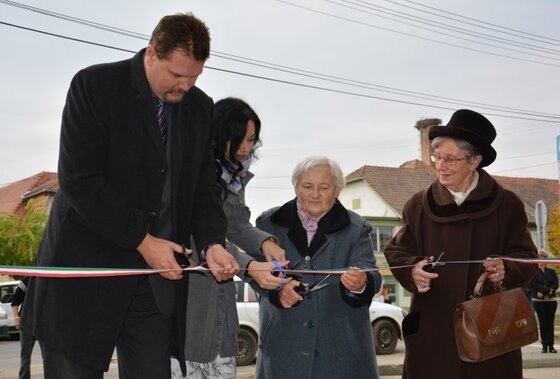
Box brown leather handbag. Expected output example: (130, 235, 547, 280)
(453, 271, 538, 363)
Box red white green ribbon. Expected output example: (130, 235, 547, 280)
(0, 264, 209, 278)
(0, 257, 558, 278)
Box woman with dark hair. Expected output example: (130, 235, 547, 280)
(171, 97, 289, 379)
(384, 109, 538, 379)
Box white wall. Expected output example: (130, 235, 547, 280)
(339, 181, 399, 218)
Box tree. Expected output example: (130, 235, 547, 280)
(0, 200, 47, 267)
(546, 204, 560, 276)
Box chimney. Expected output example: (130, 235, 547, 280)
(414, 118, 441, 167)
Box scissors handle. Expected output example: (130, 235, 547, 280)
(175, 244, 195, 268)
(423, 251, 445, 272)
(272, 259, 286, 291)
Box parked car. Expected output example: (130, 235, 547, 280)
(0, 280, 20, 340)
(234, 277, 406, 366)
(0, 305, 9, 336)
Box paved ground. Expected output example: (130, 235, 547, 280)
(1, 327, 558, 378)
(236, 327, 560, 379)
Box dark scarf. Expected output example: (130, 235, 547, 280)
(270, 198, 350, 258)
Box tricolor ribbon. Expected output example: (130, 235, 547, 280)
(0, 257, 558, 278)
(0, 264, 209, 278)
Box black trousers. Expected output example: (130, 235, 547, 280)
(533, 300, 558, 347)
(41, 276, 172, 379)
(19, 326, 38, 379)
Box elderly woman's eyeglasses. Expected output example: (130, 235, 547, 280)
(430, 154, 469, 166)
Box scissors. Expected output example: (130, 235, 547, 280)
(423, 251, 445, 272)
(272, 259, 287, 290)
(175, 244, 196, 268)
(271, 260, 330, 296)
(294, 274, 331, 297)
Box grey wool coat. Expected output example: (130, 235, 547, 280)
(383, 169, 538, 379)
(255, 199, 382, 379)
(22, 49, 227, 371)
(184, 172, 274, 362)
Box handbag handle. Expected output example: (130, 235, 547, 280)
(472, 271, 504, 298)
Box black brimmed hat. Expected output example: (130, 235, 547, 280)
(429, 109, 497, 167)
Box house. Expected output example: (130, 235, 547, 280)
(0, 171, 58, 217)
(0, 172, 58, 280)
(338, 118, 559, 307)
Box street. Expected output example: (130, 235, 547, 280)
(1, 336, 559, 379)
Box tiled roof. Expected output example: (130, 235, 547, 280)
(345, 161, 558, 222)
(346, 160, 436, 216)
(0, 172, 58, 215)
(494, 175, 558, 221)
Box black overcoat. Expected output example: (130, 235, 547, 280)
(22, 49, 226, 371)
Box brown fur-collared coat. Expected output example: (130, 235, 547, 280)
(384, 169, 538, 379)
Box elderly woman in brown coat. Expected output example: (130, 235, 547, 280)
(384, 109, 538, 379)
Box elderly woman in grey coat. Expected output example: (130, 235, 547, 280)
(255, 156, 382, 379)
(171, 98, 289, 379)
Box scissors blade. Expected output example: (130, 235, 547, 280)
(308, 274, 331, 293)
(432, 251, 445, 268)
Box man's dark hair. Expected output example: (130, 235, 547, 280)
(150, 13, 210, 61)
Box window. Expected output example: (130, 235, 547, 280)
(352, 198, 361, 210)
(0, 283, 16, 304)
(371, 226, 393, 253)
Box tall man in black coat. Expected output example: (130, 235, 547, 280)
(22, 13, 239, 379)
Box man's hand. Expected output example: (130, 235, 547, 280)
(206, 244, 240, 282)
(137, 233, 183, 280)
(247, 260, 291, 290)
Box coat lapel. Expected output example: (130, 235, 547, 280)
(130, 49, 166, 160)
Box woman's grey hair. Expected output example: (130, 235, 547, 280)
(291, 156, 346, 190)
(431, 136, 481, 159)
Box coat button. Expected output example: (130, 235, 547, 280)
(148, 211, 157, 217)
(301, 351, 310, 356)
(304, 255, 311, 261)
(304, 321, 314, 328)
(160, 167, 165, 174)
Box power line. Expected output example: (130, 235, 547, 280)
(334, 0, 560, 57)
(0, 20, 134, 53)
(493, 161, 557, 175)
(274, 0, 560, 68)
(1, 20, 559, 125)
(2, 3, 560, 125)
(0, 0, 144, 39)
(395, 0, 560, 45)
(2, 0, 560, 121)
(212, 51, 560, 119)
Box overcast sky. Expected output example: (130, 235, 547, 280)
(1, 0, 559, 218)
